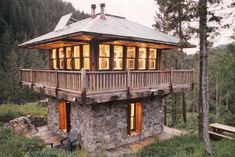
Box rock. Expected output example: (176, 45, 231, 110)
(5, 116, 38, 137)
(26, 115, 47, 127)
(37, 98, 49, 107)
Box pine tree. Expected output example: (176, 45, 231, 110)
(154, 0, 197, 127)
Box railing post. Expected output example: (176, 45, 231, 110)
(30, 69, 33, 89)
(126, 69, 131, 91)
(55, 69, 58, 94)
(81, 68, 87, 105)
(170, 68, 173, 90)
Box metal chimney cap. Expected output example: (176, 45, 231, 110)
(100, 3, 105, 7)
(91, 4, 96, 9)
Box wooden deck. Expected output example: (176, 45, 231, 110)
(34, 126, 64, 147)
(21, 69, 194, 104)
(103, 126, 187, 156)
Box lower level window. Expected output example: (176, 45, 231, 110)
(128, 102, 142, 135)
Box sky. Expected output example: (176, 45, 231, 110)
(63, 0, 156, 28)
(63, 0, 235, 54)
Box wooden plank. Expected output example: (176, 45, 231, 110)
(209, 131, 234, 140)
(135, 102, 142, 134)
(58, 100, 67, 131)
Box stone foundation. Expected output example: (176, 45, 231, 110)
(47, 96, 164, 152)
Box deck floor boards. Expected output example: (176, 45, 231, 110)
(34, 126, 64, 147)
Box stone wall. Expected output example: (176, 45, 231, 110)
(47, 98, 60, 133)
(47, 96, 164, 152)
(89, 96, 164, 151)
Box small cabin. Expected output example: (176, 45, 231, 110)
(19, 4, 194, 152)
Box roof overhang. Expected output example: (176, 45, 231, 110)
(19, 31, 194, 50)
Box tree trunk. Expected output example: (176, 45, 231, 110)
(163, 99, 167, 125)
(216, 75, 219, 119)
(226, 90, 229, 111)
(198, 0, 212, 154)
(172, 93, 177, 126)
(182, 92, 187, 127)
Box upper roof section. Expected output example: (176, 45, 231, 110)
(19, 4, 181, 49)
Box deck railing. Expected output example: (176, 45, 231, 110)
(21, 69, 194, 94)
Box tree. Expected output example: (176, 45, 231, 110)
(154, 0, 196, 127)
(198, 0, 212, 154)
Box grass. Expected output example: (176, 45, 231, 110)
(0, 102, 47, 124)
(126, 135, 235, 157)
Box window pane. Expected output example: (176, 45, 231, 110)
(114, 46, 123, 57)
(114, 45, 123, 70)
(51, 59, 57, 69)
(127, 59, 135, 69)
(127, 47, 136, 58)
(51, 49, 57, 59)
(74, 46, 80, 57)
(83, 58, 90, 70)
(138, 59, 146, 69)
(149, 59, 156, 69)
(83, 45, 90, 57)
(66, 59, 71, 69)
(59, 59, 64, 69)
(149, 49, 156, 59)
(99, 45, 110, 57)
(139, 48, 146, 58)
(74, 58, 80, 70)
(59, 48, 64, 59)
(66, 47, 71, 58)
(99, 58, 109, 70)
(114, 58, 123, 70)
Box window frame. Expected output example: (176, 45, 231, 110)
(99, 44, 110, 70)
(50, 49, 57, 70)
(138, 47, 147, 70)
(128, 102, 142, 135)
(148, 48, 157, 70)
(113, 45, 124, 70)
(65, 47, 72, 70)
(126, 47, 136, 70)
(82, 44, 91, 70)
(73, 45, 81, 70)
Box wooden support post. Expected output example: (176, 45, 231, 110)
(81, 68, 87, 105)
(30, 69, 33, 89)
(55, 69, 58, 94)
(126, 69, 131, 91)
(170, 68, 173, 91)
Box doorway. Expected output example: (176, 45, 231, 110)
(58, 100, 71, 133)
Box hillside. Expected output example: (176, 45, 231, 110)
(0, 0, 89, 104)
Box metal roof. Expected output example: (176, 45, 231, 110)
(19, 13, 180, 48)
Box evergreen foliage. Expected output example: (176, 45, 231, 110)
(0, 0, 89, 104)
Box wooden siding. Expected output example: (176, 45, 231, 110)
(20, 69, 194, 104)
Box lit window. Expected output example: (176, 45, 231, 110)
(66, 47, 72, 70)
(149, 49, 157, 69)
(113, 46, 123, 70)
(99, 44, 110, 70)
(126, 47, 136, 69)
(58, 48, 64, 69)
(128, 102, 142, 135)
(83, 45, 90, 70)
(73, 46, 80, 70)
(138, 48, 146, 69)
(50, 49, 57, 69)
